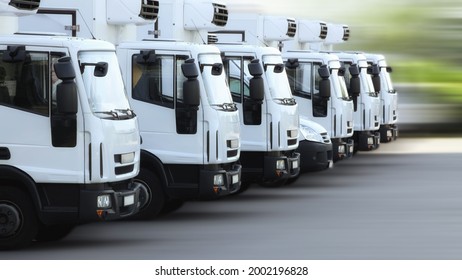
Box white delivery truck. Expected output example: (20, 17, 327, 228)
(0, 0, 143, 249)
(211, 13, 333, 180)
(323, 23, 381, 151)
(22, 0, 242, 217)
(282, 20, 355, 161)
(364, 53, 398, 142)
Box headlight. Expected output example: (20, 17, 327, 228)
(276, 159, 286, 170)
(367, 137, 374, 145)
(213, 174, 225, 186)
(299, 124, 324, 143)
(97, 194, 112, 208)
(338, 145, 346, 154)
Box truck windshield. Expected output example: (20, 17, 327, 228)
(331, 69, 350, 100)
(79, 51, 133, 119)
(263, 54, 293, 100)
(199, 53, 234, 107)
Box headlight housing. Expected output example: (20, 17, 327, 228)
(213, 174, 225, 186)
(299, 124, 324, 143)
(97, 194, 112, 208)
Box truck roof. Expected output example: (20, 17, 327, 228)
(0, 33, 116, 51)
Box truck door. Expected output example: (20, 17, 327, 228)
(129, 50, 203, 164)
(0, 46, 85, 183)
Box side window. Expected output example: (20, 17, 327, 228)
(342, 62, 352, 89)
(0, 51, 50, 116)
(50, 53, 64, 113)
(132, 54, 174, 109)
(224, 57, 242, 103)
(175, 55, 188, 105)
(242, 58, 252, 98)
(313, 63, 322, 95)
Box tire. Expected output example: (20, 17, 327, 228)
(161, 199, 184, 215)
(130, 168, 166, 220)
(35, 224, 74, 242)
(0, 186, 38, 250)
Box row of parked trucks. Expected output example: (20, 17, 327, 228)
(0, 0, 398, 249)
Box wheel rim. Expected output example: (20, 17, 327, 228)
(0, 201, 22, 238)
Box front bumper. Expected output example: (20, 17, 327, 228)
(198, 163, 242, 199)
(263, 151, 301, 180)
(297, 140, 333, 172)
(332, 138, 354, 162)
(380, 124, 399, 143)
(356, 131, 380, 151)
(80, 180, 141, 222)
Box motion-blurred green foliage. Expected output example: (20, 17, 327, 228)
(341, 2, 462, 103)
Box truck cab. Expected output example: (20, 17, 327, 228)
(333, 52, 381, 151)
(17, 0, 242, 218)
(283, 50, 354, 161)
(214, 43, 300, 187)
(1, 0, 142, 249)
(364, 53, 399, 142)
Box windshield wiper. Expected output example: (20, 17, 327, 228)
(114, 108, 136, 118)
(94, 109, 136, 120)
(273, 97, 296, 105)
(211, 103, 237, 112)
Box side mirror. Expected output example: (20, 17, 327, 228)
(318, 65, 330, 79)
(273, 63, 284, 73)
(211, 63, 223, 76)
(349, 64, 359, 77)
(248, 59, 263, 76)
(181, 58, 199, 78)
(367, 64, 380, 76)
(182, 59, 200, 107)
(54, 57, 77, 114)
(372, 75, 381, 93)
(94, 62, 108, 77)
(2, 45, 27, 63)
(386, 66, 393, 73)
(248, 59, 264, 101)
(319, 79, 331, 98)
(349, 76, 360, 96)
(136, 50, 157, 65)
(285, 58, 299, 70)
(368, 64, 381, 93)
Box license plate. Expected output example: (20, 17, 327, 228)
(292, 160, 299, 169)
(124, 194, 135, 206)
(232, 174, 239, 184)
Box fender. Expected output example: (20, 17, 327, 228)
(140, 149, 169, 189)
(0, 165, 43, 219)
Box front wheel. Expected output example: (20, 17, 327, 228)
(0, 186, 38, 250)
(131, 168, 166, 220)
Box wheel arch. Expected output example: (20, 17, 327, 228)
(140, 149, 169, 190)
(0, 165, 43, 219)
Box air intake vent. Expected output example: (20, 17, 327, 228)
(286, 19, 297, 37)
(343, 26, 350, 41)
(319, 22, 328, 39)
(139, 0, 159, 20)
(212, 3, 228, 27)
(208, 34, 218, 44)
(8, 0, 40, 10)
